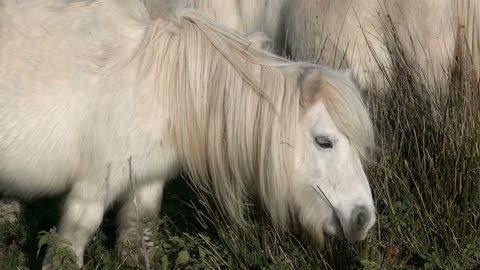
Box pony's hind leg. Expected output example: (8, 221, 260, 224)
(42, 181, 107, 269)
(116, 180, 165, 267)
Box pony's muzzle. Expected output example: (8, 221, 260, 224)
(345, 205, 375, 241)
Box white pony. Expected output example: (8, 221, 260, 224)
(285, 0, 480, 89)
(150, 0, 480, 90)
(0, 0, 376, 268)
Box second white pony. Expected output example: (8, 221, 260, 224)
(149, 0, 480, 90)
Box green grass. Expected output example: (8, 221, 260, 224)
(1, 17, 480, 270)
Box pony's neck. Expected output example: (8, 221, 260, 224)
(136, 12, 302, 230)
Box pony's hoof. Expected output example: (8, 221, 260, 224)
(117, 225, 158, 268)
(117, 242, 156, 269)
(0, 199, 21, 223)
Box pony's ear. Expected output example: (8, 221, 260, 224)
(299, 73, 336, 110)
(300, 76, 321, 108)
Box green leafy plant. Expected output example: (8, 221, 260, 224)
(37, 227, 79, 270)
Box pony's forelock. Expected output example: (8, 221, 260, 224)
(318, 69, 375, 159)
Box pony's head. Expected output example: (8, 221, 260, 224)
(293, 66, 376, 243)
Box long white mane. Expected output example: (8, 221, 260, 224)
(134, 3, 374, 229)
(136, 7, 299, 229)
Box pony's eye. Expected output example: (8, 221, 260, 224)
(315, 136, 333, 149)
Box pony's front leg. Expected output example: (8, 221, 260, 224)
(116, 180, 165, 267)
(42, 181, 107, 269)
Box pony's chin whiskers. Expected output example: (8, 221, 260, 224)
(310, 185, 345, 240)
(292, 185, 332, 247)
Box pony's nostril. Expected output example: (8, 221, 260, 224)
(355, 211, 367, 229)
(351, 206, 369, 231)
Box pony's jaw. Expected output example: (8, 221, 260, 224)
(293, 187, 331, 246)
